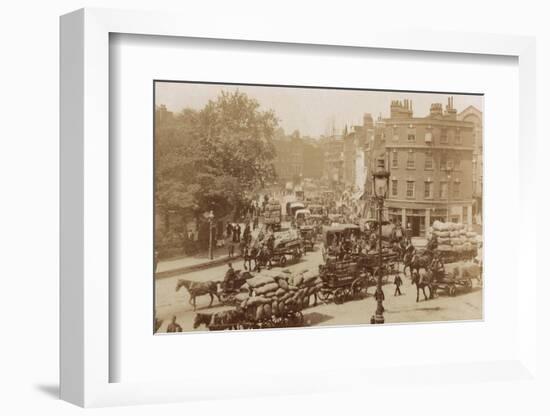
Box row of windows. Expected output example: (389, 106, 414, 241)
(390, 180, 461, 199)
(391, 127, 463, 145)
(391, 152, 461, 171)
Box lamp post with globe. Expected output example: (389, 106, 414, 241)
(372, 158, 390, 324)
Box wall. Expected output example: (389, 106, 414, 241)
(0, 1, 548, 415)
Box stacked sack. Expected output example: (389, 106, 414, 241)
(263, 200, 281, 225)
(238, 269, 322, 322)
(429, 221, 480, 251)
(273, 229, 300, 249)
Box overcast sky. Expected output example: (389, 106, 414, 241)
(156, 82, 483, 137)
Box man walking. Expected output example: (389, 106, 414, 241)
(394, 273, 403, 296)
(166, 316, 183, 333)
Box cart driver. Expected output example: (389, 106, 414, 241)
(224, 262, 236, 291)
(430, 252, 445, 281)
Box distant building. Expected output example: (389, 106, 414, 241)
(272, 132, 323, 183)
(366, 97, 476, 236)
(458, 105, 483, 223)
(324, 134, 345, 186)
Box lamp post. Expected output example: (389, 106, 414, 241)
(445, 167, 452, 223)
(372, 160, 390, 324)
(206, 210, 215, 260)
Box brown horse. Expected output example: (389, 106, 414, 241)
(403, 249, 433, 276)
(176, 279, 220, 311)
(411, 270, 434, 302)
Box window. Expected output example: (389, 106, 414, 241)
(441, 129, 448, 144)
(454, 157, 461, 171)
(407, 151, 415, 169)
(391, 151, 398, 168)
(392, 127, 399, 141)
(453, 182, 460, 198)
(425, 154, 433, 170)
(425, 131, 433, 143)
(406, 181, 415, 198)
(391, 180, 398, 197)
(424, 182, 433, 199)
(407, 128, 416, 142)
(439, 182, 448, 199)
(455, 129, 462, 144)
(447, 129, 455, 143)
(440, 154, 447, 171)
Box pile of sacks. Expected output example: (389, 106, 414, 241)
(235, 269, 322, 322)
(272, 229, 300, 249)
(263, 200, 281, 224)
(428, 221, 480, 252)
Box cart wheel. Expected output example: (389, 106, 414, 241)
(318, 289, 332, 303)
(449, 285, 457, 296)
(334, 288, 345, 304)
(464, 279, 473, 291)
(279, 255, 287, 267)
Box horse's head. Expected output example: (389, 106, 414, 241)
(175, 279, 188, 292)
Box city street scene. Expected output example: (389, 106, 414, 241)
(154, 81, 483, 333)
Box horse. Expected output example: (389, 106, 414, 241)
(193, 309, 245, 330)
(175, 279, 220, 311)
(411, 270, 434, 302)
(403, 249, 433, 276)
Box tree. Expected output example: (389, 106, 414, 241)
(155, 91, 279, 224)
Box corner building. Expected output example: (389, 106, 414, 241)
(382, 97, 475, 237)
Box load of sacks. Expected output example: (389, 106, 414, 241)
(428, 221, 481, 252)
(272, 229, 300, 249)
(446, 261, 481, 280)
(234, 269, 323, 322)
(263, 201, 281, 223)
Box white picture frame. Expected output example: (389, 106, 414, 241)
(60, 8, 538, 408)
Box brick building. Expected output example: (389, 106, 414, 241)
(378, 97, 475, 236)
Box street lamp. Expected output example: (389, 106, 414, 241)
(445, 167, 452, 223)
(372, 159, 390, 324)
(206, 210, 215, 260)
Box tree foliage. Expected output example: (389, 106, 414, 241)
(155, 91, 278, 221)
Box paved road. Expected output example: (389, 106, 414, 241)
(154, 244, 482, 333)
(155, 244, 324, 327)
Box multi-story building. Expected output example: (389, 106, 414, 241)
(272, 133, 324, 183)
(323, 134, 345, 187)
(377, 97, 475, 236)
(343, 114, 374, 192)
(458, 105, 483, 223)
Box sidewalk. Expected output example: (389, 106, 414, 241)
(155, 246, 241, 279)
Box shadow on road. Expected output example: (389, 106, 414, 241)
(303, 311, 334, 326)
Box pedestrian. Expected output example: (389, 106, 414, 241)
(166, 316, 182, 333)
(226, 222, 233, 240)
(394, 274, 403, 296)
(374, 286, 385, 313)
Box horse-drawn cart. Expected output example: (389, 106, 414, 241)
(431, 272, 473, 297)
(269, 239, 303, 267)
(318, 260, 374, 304)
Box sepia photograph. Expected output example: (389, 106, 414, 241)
(153, 81, 483, 333)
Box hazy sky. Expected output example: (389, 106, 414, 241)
(156, 82, 483, 137)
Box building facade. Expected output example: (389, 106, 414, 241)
(380, 98, 475, 236)
(458, 105, 483, 224)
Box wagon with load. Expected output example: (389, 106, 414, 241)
(199, 270, 322, 330)
(317, 259, 374, 304)
(429, 261, 480, 297)
(269, 230, 303, 267)
(428, 221, 480, 263)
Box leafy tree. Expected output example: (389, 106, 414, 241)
(155, 90, 279, 224)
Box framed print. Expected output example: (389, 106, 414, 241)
(60, 8, 538, 408)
